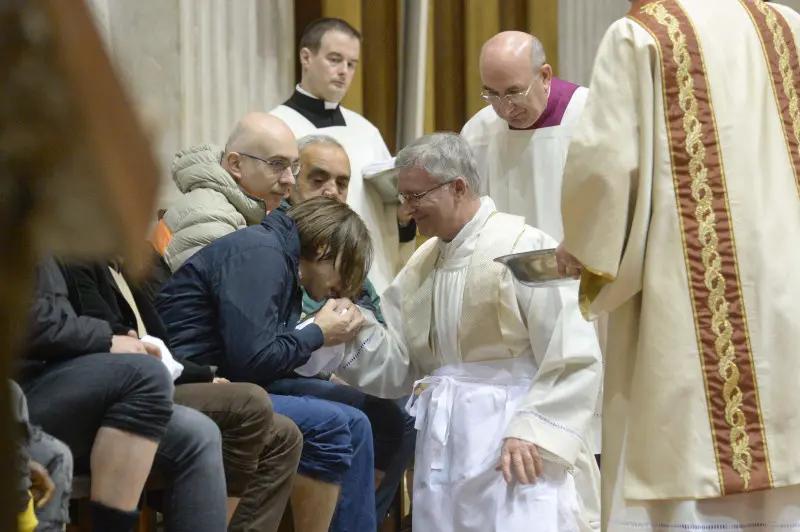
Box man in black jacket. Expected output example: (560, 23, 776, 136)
(59, 259, 302, 532)
(19, 258, 228, 532)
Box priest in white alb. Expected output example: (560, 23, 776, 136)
(557, 0, 800, 530)
(461, 30, 603, 458)
(333, 133, 602, 531)
(269, 17, 412, 294)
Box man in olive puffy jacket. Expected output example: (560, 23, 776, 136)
(154, 112, 299, 272)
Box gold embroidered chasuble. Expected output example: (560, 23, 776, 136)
(561, 0, 800, 517)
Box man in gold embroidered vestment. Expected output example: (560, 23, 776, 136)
(557, 0, 800, 530)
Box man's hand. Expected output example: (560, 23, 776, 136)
(315, 299, 364, 346)
(111, 335, 161, 360)
(111, 335, 148, 355)
(329, 374, 350, 387)
(213, 377, 230, 384)
(397, 209, 413, 225)
(29, 461, 55, 509)
(330, 298, 354, 314)
(498, 438, 542, 485)
(141, 341, 162, 360)
(555, 242, 582, 278)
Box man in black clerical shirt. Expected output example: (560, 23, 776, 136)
(270, 18, 417, 282)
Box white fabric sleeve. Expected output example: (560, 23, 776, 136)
(336, 270, 423, 399)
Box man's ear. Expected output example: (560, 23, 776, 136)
(540, 64, 553, 85)
(299, 47, 313, 69)
(454, 177, 470, 198)
(225, 152, 243, 182)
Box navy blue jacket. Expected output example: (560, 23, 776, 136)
(156, 210, 325, 385)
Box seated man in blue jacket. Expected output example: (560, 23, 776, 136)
(157, 196, 376, 532)
(279, 134, 416, 523)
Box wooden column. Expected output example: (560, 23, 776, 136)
(362, 0, 399, 152)
(499, 0, 528, 32)
(293, 0, 322, 83)
(464, 0, 500, 119)
(432, 0, 465, 132)
(424, 0, 436, 134)
(527, 0, 559, 75)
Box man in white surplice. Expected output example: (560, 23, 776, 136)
(460, 31, 588, 242)
(333, 133, 602, 531)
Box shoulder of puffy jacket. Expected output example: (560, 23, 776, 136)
(171, 144, 231, 192)
(164, 188, 244, 229)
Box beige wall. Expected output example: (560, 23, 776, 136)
(86, 0, 295, 207)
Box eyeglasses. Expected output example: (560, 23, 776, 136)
(397, 181, 450, 208)
(480, 83, 532, 105)
(239, 153, 301, 177)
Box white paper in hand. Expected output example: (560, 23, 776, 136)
(294, 318, 346, 377)
(141, 335, 184, 382)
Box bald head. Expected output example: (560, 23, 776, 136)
(223, 112, 299, 211)
(225, 112, 294, 154)
(480, 31, 546, 80)
(478, 31, 551, 129)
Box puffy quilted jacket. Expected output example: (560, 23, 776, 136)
(161, 144, 266, 272)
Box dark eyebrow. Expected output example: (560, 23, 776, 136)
(481, 86, 498, 93)
(327, 52, 359, 65)
(308, 166, 331, 177)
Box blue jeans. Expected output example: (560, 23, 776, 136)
(270, 393, 376, 531)
(153, 404, 227, 532)
(28, 427, 73, 532)
(269, 378, 416, 523)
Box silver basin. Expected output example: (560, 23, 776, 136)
(494, 248, 577, 288)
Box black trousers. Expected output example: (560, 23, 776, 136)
(20, 353, 174, 465)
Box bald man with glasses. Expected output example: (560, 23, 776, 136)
(154, 112, 300, 273)
(461, 31, 588, 245)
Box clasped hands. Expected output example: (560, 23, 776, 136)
(110, 330, 162, 359)
(314, 298, 364, 346)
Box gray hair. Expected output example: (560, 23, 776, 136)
(395, 132, 485, 196)
(530, 36, 546, 71)
(297, 134, 345, 153)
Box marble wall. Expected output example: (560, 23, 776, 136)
(558, 0, 800, 87)
(86, 0, 295, 206)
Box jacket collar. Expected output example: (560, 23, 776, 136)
(171, 144, 267, 225)
(261, 209, 301, 268)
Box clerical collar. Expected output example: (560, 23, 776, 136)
(510, 77, 580, 131)
(439, 197, 495, 259)
(284, 86, 347, 129)
(296, 85, 340, 110)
